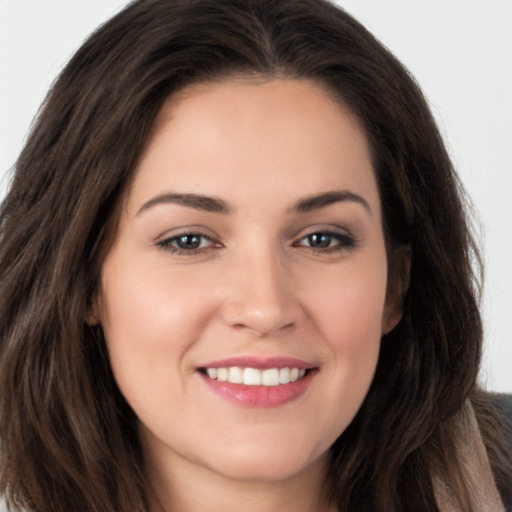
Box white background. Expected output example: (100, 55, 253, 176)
(0, 0, 511, 400)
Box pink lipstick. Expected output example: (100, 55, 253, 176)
(198, 357, 317, 407)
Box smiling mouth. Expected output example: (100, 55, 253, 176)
(200, 367, 310, 386)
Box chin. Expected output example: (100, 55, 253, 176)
(201, 440, 328, 483)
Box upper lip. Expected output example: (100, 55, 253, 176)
(199, 356, 316, 370)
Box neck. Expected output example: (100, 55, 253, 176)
(145, 448, 336, 512)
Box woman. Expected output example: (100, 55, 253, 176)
(0, 0, 510, 511)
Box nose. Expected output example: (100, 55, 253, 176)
(220, 249, 301, 337)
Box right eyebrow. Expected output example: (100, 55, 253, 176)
(290, 190, 372, 215)
(136, 192, 232, 216)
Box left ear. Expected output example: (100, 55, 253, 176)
(382, 245, 411, 335)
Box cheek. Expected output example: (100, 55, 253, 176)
(303, 258, 388, 350)
(98, 262, 219, 440)
(299, 258, 386, 429)
(98, 256, 217, 404)
(100, 255, 214, 347)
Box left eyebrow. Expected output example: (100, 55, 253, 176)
(136, 192, 232, 216)
(290, 190, 372, 214)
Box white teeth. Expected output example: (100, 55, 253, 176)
(217, 368, 228, 382)
(261, 368, 280, 386)
(243, 368, 262, 386)
(204, 366, 308, 386)
(229, 367, 243, 384)
(279, 367, 290, 384)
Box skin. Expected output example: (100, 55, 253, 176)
(93, 78, 404, 512)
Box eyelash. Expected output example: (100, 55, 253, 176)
(294, 231, 357, 253)
(156, 230, 356, 256)
(156, 232, 218, 255)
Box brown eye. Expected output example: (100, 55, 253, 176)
(307, 233, 333, 249)
(157, 232, 218, 254)
(296, 231, 356, 253)
(175, 234, 203, 250)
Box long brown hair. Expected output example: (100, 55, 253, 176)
(0, 1, 509, 511)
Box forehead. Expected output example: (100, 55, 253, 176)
(127, 78, 379, 216)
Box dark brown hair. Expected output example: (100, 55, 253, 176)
(0, 0, 509, 511)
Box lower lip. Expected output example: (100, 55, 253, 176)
(200, 371, 316, 407)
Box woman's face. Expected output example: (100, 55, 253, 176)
(95, 79, 401, 484)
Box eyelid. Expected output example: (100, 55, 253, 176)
(292, 223, 356, 241)
(155, 227, 223, 255)
(154, 224, 219, 242)
(292, 225, 358, 252)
